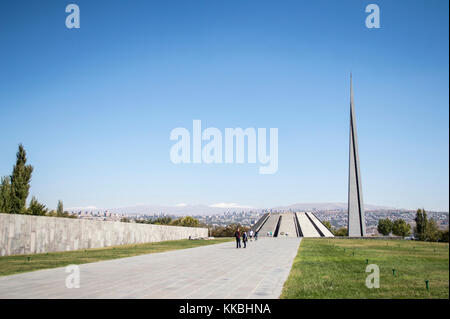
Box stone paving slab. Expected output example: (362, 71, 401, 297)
(0, 237, 301, 299)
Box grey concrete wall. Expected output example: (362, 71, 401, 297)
(0, 214, 208, 256)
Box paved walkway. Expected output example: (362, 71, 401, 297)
(0, 238, 301, 299)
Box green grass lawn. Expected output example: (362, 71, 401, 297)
(0, 238, 233, 277)
(281, 238, 449, 299)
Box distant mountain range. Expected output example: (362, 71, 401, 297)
(83, 202, 401, 216)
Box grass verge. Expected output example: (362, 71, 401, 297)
(280, 238, 449, 299)
(0, 238, 233, 277)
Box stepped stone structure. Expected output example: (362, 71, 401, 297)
(252, 212, 334, 238)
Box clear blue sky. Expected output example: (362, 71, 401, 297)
(0, 0, 448, 211)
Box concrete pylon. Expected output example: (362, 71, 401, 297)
(347, 74, 366, 237)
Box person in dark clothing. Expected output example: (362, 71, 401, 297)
(254, 231, 258, 241)
(234, 228, 241, 248)
(242, 231, 248, 248)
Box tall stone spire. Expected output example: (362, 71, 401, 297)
(348, 74, 366, 236)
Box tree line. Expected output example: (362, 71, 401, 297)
(0, 144, 74, 218)
(135, 215, 250, 236)
(377, 209, 448, 242)
(134, 216, 204, 227)
(322, 221, 348, 236)
(209, 224, 250, 237)
(134, 216, 249, 236)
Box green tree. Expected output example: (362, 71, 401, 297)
(414, 208, 428, 241)
(425, 219, 440, 242)
(57, 200, 64, 216)
(439, 227, 449, 242)
(377, 218, 393, 236)
(52, 200, 76, 218)
(392, 219, 412, 237)
(135, 219, 149, 224)
(151, 217, 172, 225)
(27, 196, 48, 216)
(0, 176, 12, 213)
(210, 224, 249, 237)
(10, 144, 33, 214)
(46, 210, 57, 217)
(322, 221, 333, 232)
(333, 227, 348, 236)
(170, 216, 200, 227)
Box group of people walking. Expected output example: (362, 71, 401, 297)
(234, 228, 258, 248)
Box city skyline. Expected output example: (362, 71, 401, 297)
(0, 1, 448, 211)
(66, 201, 448, 216)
